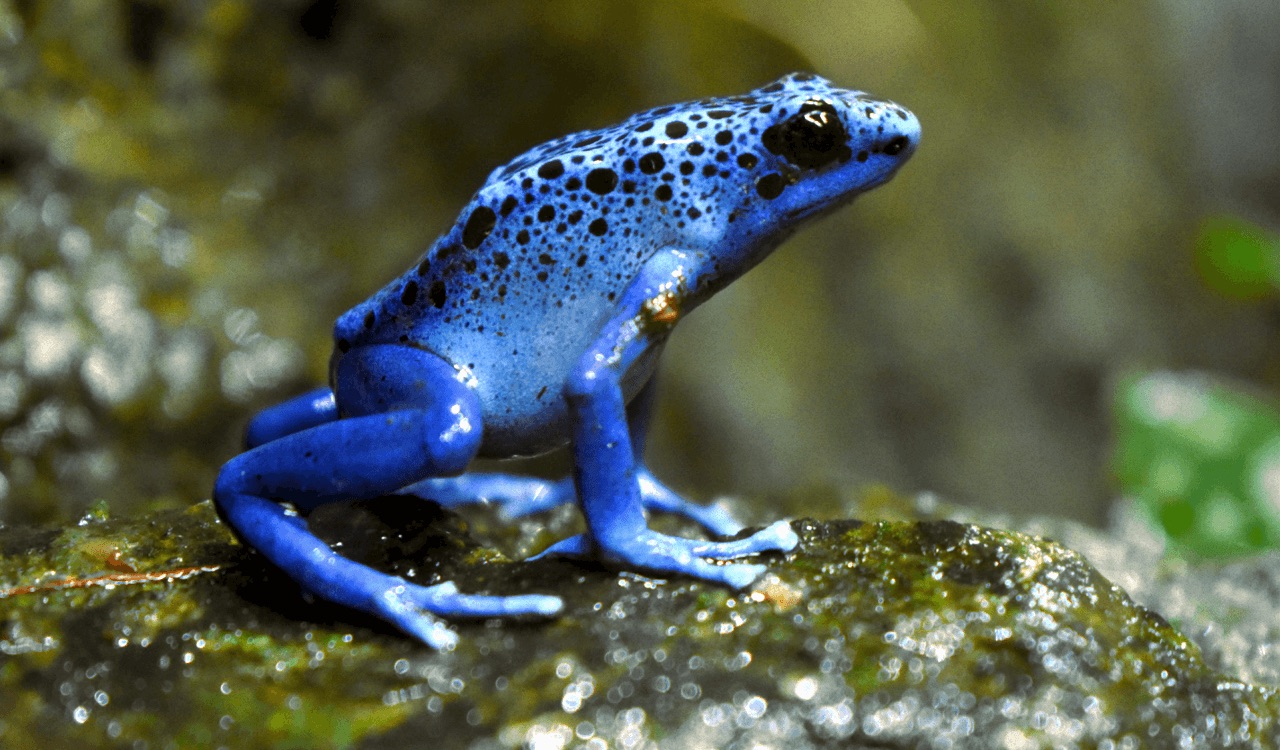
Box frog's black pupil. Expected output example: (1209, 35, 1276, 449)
(883, 135, 908, 156)
(761, 99, 847, 170)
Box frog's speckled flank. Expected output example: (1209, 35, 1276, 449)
(217, 73, 919, 648)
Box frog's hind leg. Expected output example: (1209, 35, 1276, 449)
(399, 379, 746, 536)
(214, 345, 561, 648)
(401, 472, 743, 537)
(244, 387, 338, 448)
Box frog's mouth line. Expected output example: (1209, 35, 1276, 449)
(784, 200, 844, 223)
(780, 170, 894, 223)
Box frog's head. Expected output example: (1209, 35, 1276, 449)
(732, 73, 919, 232)
(474, 72, 916, 296)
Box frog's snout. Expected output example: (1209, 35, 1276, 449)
(872, 105, 920, 162)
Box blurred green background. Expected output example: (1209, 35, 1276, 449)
(1, 0, 1279, 542)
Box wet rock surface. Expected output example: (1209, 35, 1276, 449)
(2, 497, 1276, 749)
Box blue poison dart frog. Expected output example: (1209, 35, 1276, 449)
(214, 73, 919, 648)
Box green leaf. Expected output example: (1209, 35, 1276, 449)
(1194, 214, 1280, 299)
(1113, 371, 1280, 557)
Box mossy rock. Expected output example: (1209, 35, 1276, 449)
(1, 498, 1275, 748)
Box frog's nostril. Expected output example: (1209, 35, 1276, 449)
(883, 135, 909, 157)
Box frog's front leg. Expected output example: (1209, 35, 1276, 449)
(539, 248, 799, 587)
(214, 345, 562, 648)
(398, 378, 745, 536)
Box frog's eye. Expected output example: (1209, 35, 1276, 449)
(761, 99, 850, 169)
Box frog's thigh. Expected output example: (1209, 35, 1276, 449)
(213, 346, 562, 639)
(245, 387, 338, 448)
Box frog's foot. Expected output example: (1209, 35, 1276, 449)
(380, 581, 563, 649)
(534, 520, 798, 589)
(218, 493, 564, 649)
(400, 468, 745, 537)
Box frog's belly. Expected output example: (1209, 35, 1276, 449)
(414, 313, 662, 459)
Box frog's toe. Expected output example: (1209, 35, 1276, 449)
(542, 526, 790, 589)
(671, 499, 745, 538)
(377, 585, 460, 649)
(704, 561, 770, 589)
(610, 536, 770, 589)
(686, 520, 799, 559)
(405, 580, 564, 618)
(442, 590, 565, 618)
(377, 580, 563, 647)
(635, 470, 746, 536)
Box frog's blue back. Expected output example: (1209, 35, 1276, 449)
(334, 73, 918, 456)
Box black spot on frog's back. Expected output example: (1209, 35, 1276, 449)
(428, 280, 448, 308)
(462, 206, 497, 249)
(427, 279, 448, 308)
(537, 160, 565, 179)
(638, 153, 664, 174)
(400, 281, 419, 306)
(585, 168, 618, 195)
